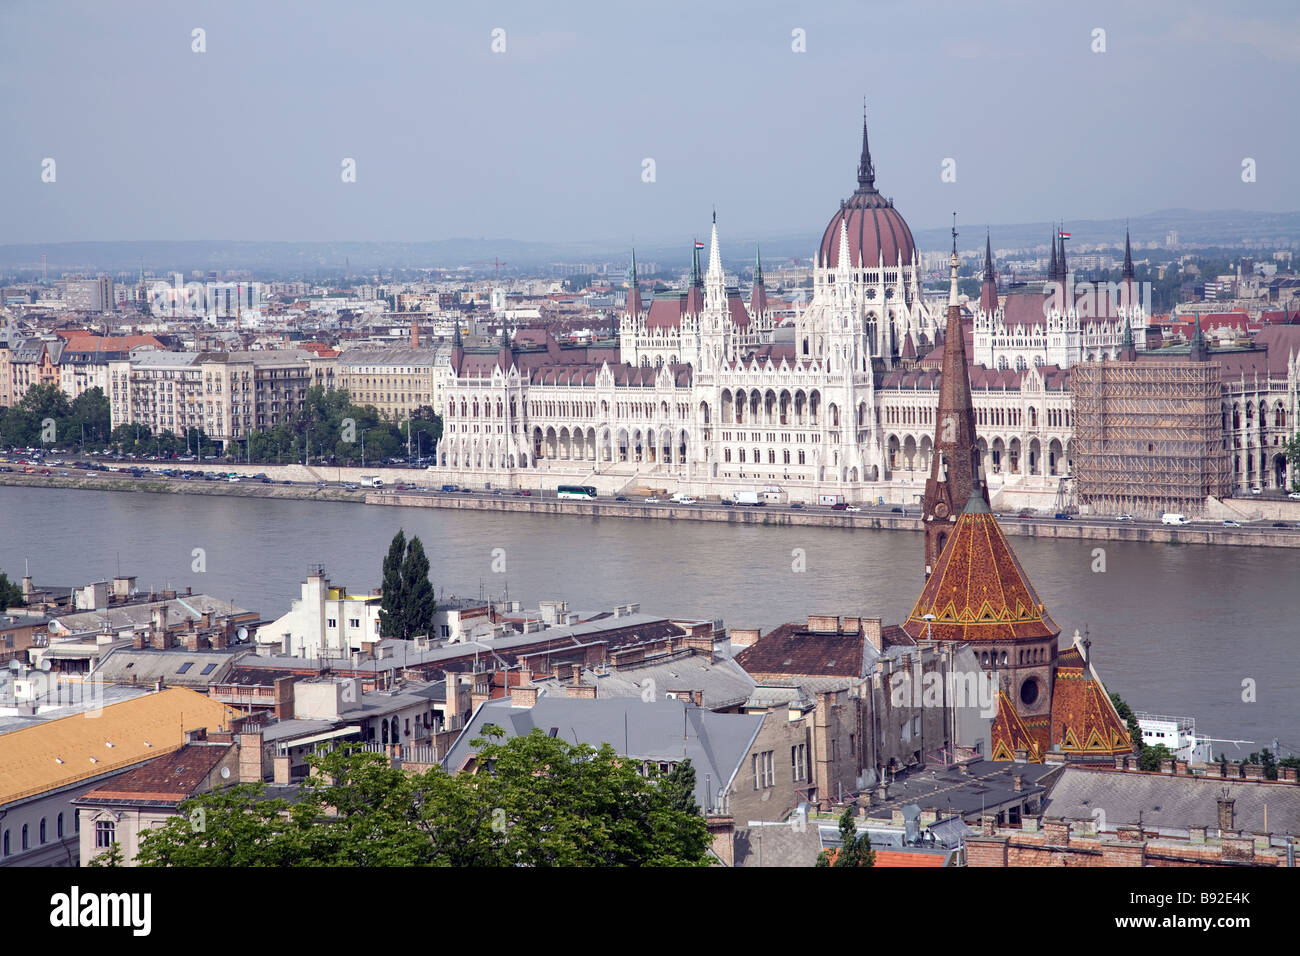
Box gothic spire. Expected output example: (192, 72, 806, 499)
(754, 244, 764, 285)
(1048, 227, 1058, 280)
(980, 230, 998, 314)
(856, 102, 876, 190)
(626, 248, 642, 319)
(922, 213, 986, 579)
(1122, 226, 1134, 279)
(983, 230, 995, 282)
(690, 239, 702, 287)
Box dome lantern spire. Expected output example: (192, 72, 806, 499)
(856, 100, 875, 190)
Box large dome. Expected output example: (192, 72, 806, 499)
(817, 118, 916, 269)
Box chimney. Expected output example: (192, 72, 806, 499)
(1174, 759, 1189, 775)
(410, 320, 420, 349)
(981, 814, 996, 836)
(1114, 755, 1128, 771)
(862, 619, 883, 653)
(1012, 772, 1024, 792)
(509, 685, 538, 708)
(132, 631, 146, 650)
(1280, 767, 1298, 784)
(238, 732, 265, 783)
(1217, 794, 1235, 832)
(1159, 758, 1175, 774)
(1243, 763, 1265, 781)
(1043, 819, 1070, 846)
(570, 664, 581, 685)
(1188, 825, 1207, 844)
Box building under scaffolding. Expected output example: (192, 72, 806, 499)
(1072, 359, 1232, 516)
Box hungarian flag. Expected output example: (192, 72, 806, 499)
(1058, 231, 1071, 239)
(695, 241, 705, 250)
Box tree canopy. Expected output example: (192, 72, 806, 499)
(815, 807, 875, 867)
(379, 530, 436, 641)
(0, 384, 111, 449)
(135, 736, 712, 867)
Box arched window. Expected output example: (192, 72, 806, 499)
(57, 814, 64, 839)
(39, 819, 46, 845)
(2, 830, 8, 856)
(21, 825, 28, 851)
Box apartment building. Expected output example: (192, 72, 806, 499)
(337, 347, 440, 422)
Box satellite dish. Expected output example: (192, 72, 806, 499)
(39, 659, 52, 672)
(7, 659, 22, 672)
(220, 766, 231, 779)
(236, 626, 248, 642)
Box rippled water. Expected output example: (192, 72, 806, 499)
(3, 486, 1295, 754)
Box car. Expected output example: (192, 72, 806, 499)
(1222, 520, 1241, 528)
(1017, 510, 1033, 518)
(676, 496, 697, 505)
(830, 502, 849, 510)
(1116, 514, 1135, 521)
(645, 496, 660, 503)
(1272, 521, 1289, 528)
(614, 496, 629, 502)
(790, 503, 804, 509)
(890, 507, 904, 514)
(846, 505, 861, 512)
(1250, 487, 1262, 495)
(1054, 512, 1072, 520)
(260, 477, 272, 484)
(227, 476, 240, 483)
(1289, 492, 1300, 500)
(39, 468, 51, 476)
(342, 482, 360, 491)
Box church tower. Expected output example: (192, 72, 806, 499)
(920, 219, 985, 579)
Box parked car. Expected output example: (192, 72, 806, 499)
(227, 476, 240, 483)
(1222, 520, 1241, 528)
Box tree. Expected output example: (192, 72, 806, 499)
(400, 535, 436, 640)
(1284, 435, 1300, 493)
(1139, 743, 1173, 772)
(1109, 693, 1143, 751)
(661, 759, 699, 816)
(86, 841, 125, 867)
(0, 571, 23, 612)
(378, 530, 406, 638)
(816, 807, 875, 867)
(136, 739, 711, 867)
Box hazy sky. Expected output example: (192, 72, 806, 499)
(2, 0, 1296, 246)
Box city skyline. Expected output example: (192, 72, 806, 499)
(1, 0, 1298, 246)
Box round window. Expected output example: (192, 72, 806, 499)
(1019, 678, 1040, 707)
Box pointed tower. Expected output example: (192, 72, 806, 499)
(1048, 227, 1059, 282)
(450, 321, 464, 376)
(705, 213, 726, 312)
(1188, 315, 1208, 362)
(920, 218, 985, 579)
(980, 230, 998, 313)
(1119, 316, 1137, 361)
(857, 105, 875, 190)
(1120, 226, 1136, 312)
(627, 249, 642, 320)
(496, 322, 514, 371)
(751, 245, 768, 316)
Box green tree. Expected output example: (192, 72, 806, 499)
(1284, 435, 1300, 493)
(400, 535, 436, 641)
(0, 571, 23, 612)
(816, 806, 875, 867)
(86, 841, 125, 867)
(1139, 743, 1173, 772)
(1109, 693, 1143, 751)
(378, 529, 406, 638)
(137, 739, 711, 867)
(661, 759, 699, 816)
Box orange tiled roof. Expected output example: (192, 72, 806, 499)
(1051, 648, 1133, 757)
(990, 690, 1047, 762)
(902, 503, 1060, 643)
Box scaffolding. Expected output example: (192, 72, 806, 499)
(1072, 360, 1231, 516)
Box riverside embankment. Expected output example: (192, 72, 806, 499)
(4, 469, 1299, 549)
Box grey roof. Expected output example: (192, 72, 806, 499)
(337, 347, 441, 368)
(92, 648, 242, 687)
(245, 611, 679, 675)
(52, 595, 251, 637)
(732, 824, 823, 867)
(865, 759, 1061, 822)
(259, 718, 341, 743)
(534, 652, 756, 711)
(443, 696, 764, 814)
(1043, 767, 1300, 837)
(127, 350, 201, 368)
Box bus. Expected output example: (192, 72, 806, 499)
(557, 485, 597, 500)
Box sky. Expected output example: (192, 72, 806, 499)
(1, 0, 1296, 247)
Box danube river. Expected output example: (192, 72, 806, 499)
(3, 486, 1295, 754)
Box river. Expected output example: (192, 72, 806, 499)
(2, 486, 1294, 755)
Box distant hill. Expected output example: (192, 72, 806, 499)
(2, 209, 1296, 278)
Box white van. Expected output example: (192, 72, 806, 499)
(1161, 513, 1190, 526)
(359, 475, 384, 488)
